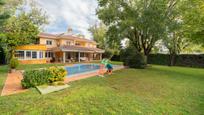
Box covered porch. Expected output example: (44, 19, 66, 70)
(49, 46, 104, 63)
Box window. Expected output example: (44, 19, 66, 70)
(15, 51, 24, 59)
(80, 53, 85, 57)
(26, 51, 31, 59)
(32, 51, 37, 59)
(39, 51, 43, 59)
(46, 40, 52, 45)
(66, 41, 71, 46)
(45, 51, 53, 58)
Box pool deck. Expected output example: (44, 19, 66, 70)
(1, 65, 124, 96)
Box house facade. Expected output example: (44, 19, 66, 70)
(15, 29, 104, 64)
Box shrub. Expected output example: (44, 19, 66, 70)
(21, 69, 52, 88)
(9, 58, 19, 69)
(124, 52, 146, 69)
(121, 45, 146, 69)
(48, 66, 67, 83)
(21, 66, 67, 88)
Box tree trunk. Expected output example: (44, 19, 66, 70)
(169, 53, 176, 66)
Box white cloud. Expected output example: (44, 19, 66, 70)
(35, 0, 99, 39)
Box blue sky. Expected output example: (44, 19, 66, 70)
(35, 0, 99, 39)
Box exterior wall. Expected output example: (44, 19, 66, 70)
(39, 37, 97, 48)
(16, 45, 47, 50)
(39, 38, 57, 48)
(19, 59, 47, 64)
(15, 45, 47, 64)
(76, 41, 86, 47)
(59, 39, 75, 46)
(85, 43, 97, 48)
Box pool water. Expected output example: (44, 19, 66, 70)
(65, 64, 100, 77)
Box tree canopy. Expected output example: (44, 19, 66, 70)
(97, 0, 182, 57)
(89, 23, 120, 58)
(0, 0, 48, 60)
(97, 0, 204, 53)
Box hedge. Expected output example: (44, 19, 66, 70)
(148, 54, 204, 68)
(111, 53, 204, 68)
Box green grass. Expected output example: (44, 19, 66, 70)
(0, 64, 203, 114)
(0, 65, 8, 93)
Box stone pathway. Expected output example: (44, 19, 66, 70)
(1, 71, 27, 96)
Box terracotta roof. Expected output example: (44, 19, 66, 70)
(50, 45, 105, 53)
(38, 32, 96, 43)
(38, 33, 58, 39)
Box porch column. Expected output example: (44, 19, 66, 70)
(78, 52, 80, 62)
(100, 53, 102, 60)
(63, 52, 66, 63)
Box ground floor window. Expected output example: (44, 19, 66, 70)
(45, 51, 53, 58)
(26, 51, 32, 59)
(32, 51, 37, 59)
(15, 50, 44, 60)
(15, 51, 24, 59)
(39, 51, 44, 59)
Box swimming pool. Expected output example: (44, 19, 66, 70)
(65, 64, 100, 77)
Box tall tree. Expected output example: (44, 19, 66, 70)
(1, 0, 48, 60)
(163, 0, 204, 66)
(181, 0, 204, 46)
(89, 23, 120, 58)
(89, 23, 107, 49)
(0, 0, 23, 63)
(0, 0, 23, 31)
(97, 0, 175, 64)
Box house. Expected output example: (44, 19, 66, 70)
(15, 28, 104, 64)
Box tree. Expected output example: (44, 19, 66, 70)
(163, 0, 204, 66)
(89, 23, 120, 59)
(0, 0, 23, 63)
(180, 0, 204, 46)
(89, 23, 107, 49)
(97, 0, 176, 66)
(1, 0, 48, 60)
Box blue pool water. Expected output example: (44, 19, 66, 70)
(65, 64, 100, 77)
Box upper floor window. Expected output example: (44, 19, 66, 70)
(66, 41, 71, 46)
(46, 40, 52, 45)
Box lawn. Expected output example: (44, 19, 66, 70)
(0, 63, 203, 114)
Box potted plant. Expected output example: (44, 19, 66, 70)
(9, 58, 19, 73)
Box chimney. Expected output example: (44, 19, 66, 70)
(67, 27, 73, 34)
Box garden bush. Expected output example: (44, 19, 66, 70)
(21, 69, 52, 88)
(124, 53, 146, 69)
(48, 66, 67, 83)
(9, 58, 19, 69)
(120, 45, 147, 69)
(21, 66, 67, 88)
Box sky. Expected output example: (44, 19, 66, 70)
(34, 0, 99, 39)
